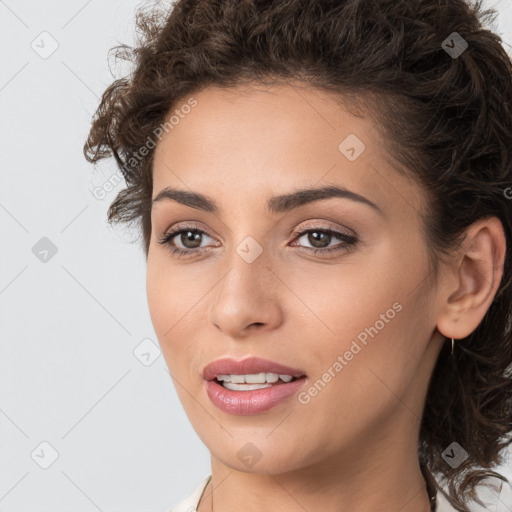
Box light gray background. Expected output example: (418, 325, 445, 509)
(0, 1, 511, 511)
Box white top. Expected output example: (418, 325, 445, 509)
(166, 474, 500, 512)
(168, 475, 211, 512)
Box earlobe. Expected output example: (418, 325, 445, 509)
(436, 216, 506, 341)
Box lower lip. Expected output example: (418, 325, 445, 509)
(205, 377, 307, 415)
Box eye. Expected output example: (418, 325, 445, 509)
(157, 224, 217, 258)
(157, 223, 359, 258)
(290, 225, 359, 255)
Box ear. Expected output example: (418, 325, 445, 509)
(436, 216, 507, 341)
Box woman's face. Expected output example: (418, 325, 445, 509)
(147, 83, 444, 474)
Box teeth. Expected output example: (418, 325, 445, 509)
(216, 373, 295, 384)
(223, 382, 272, 391)
(245, 372, 266, 383)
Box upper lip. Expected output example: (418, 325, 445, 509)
(203, 356, 307, 381)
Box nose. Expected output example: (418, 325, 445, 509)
(208, 255, 283, 339)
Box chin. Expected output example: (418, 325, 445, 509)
(206, 436, 310, 475)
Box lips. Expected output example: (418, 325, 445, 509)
(203, 356, 307, 381)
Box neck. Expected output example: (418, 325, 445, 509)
(199, 429, 433, 512)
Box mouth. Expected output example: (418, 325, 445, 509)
(203, 356, 307, 415)
(203, 355, 307, 384)
(213, 373, 302, 391)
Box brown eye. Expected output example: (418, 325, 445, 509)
(304, 231, 331, 248)
(157, 224, 358, 258)
(292, 227, 358, 254)
(177, 230, 203, 249)
(158, 225, 216, 257)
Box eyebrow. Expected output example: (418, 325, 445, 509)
(151, 184, 384, 216)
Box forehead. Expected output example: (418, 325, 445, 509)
(154, 82, 374, 166)
(152, 82, 425, 218)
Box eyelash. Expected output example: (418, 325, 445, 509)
(157, 223, 359, 259)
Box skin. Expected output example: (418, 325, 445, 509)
(146, 82, 506, 512)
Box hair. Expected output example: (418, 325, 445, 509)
(84, 0, 512, 509)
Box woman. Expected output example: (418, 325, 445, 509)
(84, 0, 512, 510)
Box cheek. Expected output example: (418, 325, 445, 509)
(146, 251, 198, 335)
(287, 244, 422, 365)
(290, 277, 402, 390)
(146, 255, 169, 338)
(292, 257, 432, 427)
(146, 253, 211, 380)
(146, 254, 187, 363)
(278, 252, 400, 349)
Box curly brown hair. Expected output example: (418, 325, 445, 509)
(84, 0, 512, 509)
